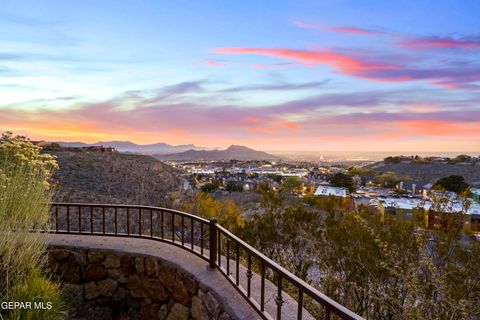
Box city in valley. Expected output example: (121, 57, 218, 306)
(42, 140, 480, 236)
(169, 155, 480, 232)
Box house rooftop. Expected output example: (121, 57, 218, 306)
(314, 186, 348, 197)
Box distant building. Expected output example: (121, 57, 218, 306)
(377, 198, 425, 220)
(376, 196, 480, 232)
(314, 186, 348, 197)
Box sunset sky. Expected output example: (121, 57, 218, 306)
(1, 0, 479, 152)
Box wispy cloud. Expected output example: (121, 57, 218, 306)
(2, 81, 479, 150)
(398, 35, 480, 50)
(219, 80, 330, 92)
(204, 59, 224, 67)
(214, 47, 397, 72)
(294, 20, 382, 35)
(162, 80, 206, 95)
(214, 46, 480, 89)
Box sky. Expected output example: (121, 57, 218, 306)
(1, 0, 480, 152)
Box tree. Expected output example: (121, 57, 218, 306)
(454, 154, 472, 163)
(433, 175, 469, 193)
(225, 181, 243, 193)
(374, 171, 401, 188)
(383, 156, 401, 164)
(267, 174, 283, 183)
(200, 180, 220, 193)
(330, 173, 355, 192)
(241, 194, 321, 280)
(279, 176, 304, 194)
(181, 192, 244, 232)
(347, 166, 375, 176)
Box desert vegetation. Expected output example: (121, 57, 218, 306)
(183, 186, 480, 319)
(0, 132, 66, 320)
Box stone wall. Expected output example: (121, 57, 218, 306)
(48, 247, 236, 320)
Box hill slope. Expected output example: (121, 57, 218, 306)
(155, 145, 279, 161)
(46, 150, 182, 205)
(365, 161, 480, 186)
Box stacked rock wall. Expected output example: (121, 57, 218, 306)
(48, 247, 236, 320)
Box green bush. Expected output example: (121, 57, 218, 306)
(8, 269, 68, 320)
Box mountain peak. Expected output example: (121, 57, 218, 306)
(226, 145, 252, 151)
(157, 144, 278, 161)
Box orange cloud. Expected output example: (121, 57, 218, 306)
(407, 105, 439, 112)
(398, 120, 480, 137)
(244, 126, 276, 134)
(273, 121, 299, 130)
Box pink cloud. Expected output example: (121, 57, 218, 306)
(325, 26, 380, 36)
(294, 20, 381, 35)
(204, 59, 224, 67)
(2, 81, 480, 151)
(214, 47, 398, 72)
(273, 121, 299, 130)
(214, 46, 480, 89)
(398, 36, 480, 50)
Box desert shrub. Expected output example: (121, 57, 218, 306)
(0, 132, 65, 319)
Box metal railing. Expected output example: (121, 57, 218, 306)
(49, 202, 363, 320)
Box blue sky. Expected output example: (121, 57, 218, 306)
(1, 0, 479, 151)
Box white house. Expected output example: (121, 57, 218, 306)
(314, 186, 349, 197)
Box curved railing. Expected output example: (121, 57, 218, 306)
(49, 202, 363, 320)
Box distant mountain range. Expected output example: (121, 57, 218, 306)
(155, 145, 280, 161)
(56, 140, 207, 154)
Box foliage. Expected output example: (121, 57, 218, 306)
(0, 132, 66, 319)
(181, 192, 244, 231)
(347, 166, 375, 176)
(374, 171, 402, 188)
(241, 185, 480, 319)
(8, 269, 68, 320)
(453, 154, 472, 163)
(330, 172, 355, 192)
(383, 156, 402, 164)
(267, 174, 283, 183)
(225, 181, 244, 193)
(241, 193, 322, 279)
(279, 176, 303, 194)
(433, 175, 469, 193)
(200, 180, 220, 193)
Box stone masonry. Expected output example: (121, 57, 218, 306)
(48, 247, 236, 320)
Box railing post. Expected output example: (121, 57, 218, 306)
(209, 218, 217, 269)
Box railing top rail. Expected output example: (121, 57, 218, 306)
(216, 224, 363, 320)
(50, 202, 210, 224)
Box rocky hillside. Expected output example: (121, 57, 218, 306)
(366, 161, 480, 186)
(46, 150, 182, 206)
